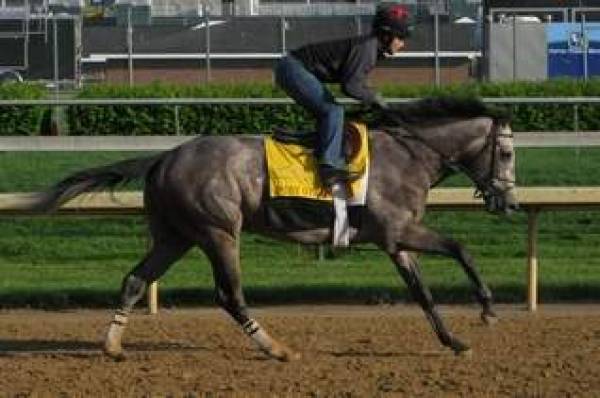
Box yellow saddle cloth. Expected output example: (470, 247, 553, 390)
(265, 121, 369, 205)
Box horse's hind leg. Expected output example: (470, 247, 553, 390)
(392, 251, 471, 355)
(104, 236, 191, 360)
(201, 226, 300, 362)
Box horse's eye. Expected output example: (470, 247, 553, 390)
(500, 151, 512, 160)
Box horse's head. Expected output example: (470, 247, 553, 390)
(375, 97, 518, 215)
(461, 120, 518, 215)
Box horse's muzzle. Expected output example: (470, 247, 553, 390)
(503, 201, 520, 215)
(485, 189, 519, 215)
(499, 190, 519, 215)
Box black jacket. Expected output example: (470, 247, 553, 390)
(290, 35, 384, 105)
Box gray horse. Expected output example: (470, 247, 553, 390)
(30, 97, 518, 361)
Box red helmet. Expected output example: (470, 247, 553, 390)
(373, 4, 411, 39)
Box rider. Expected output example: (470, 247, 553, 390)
(274, 3, 411, 186)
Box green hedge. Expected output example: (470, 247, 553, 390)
(67, 80, 600, 135)
(68, 82, 312, 135)
(4, 80, 600, 135)
(0, 83, 46, 136)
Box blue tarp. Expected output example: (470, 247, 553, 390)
(548, 23, 600, 78)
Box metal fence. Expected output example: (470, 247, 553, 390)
(4, 3, 600, 89)
(0, 0, 484, 87)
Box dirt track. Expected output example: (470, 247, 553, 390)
(0, 305, 599, 397)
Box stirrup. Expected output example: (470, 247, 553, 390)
(319, 166, 359, 187)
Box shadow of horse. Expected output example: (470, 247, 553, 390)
(0, 339, 208, 357)
(327, 349, 450, 358)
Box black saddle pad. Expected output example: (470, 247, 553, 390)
(265, 198, 363, 232)
(271, 127, 317, 148)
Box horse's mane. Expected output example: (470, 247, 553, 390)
(369, 96, 510, 129)
(397, 96, 509, 124)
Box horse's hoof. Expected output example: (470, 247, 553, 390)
(103, 345, 126, 361)
(267, 344, 301, 362)
(450, 339, 471, 357)
(481, 311, 499, 326)
(278, 350, 301, 362)
(273, 348, 301, 362)
(455, 347, 473, 358)
(104, 350, 126, 361)
(104, 323, 126, 361)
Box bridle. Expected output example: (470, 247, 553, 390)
(459, 122, 515, 202)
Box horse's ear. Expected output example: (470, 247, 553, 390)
(490, 107, 512, 126)
(480, 101, 511, 124)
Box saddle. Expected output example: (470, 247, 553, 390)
(272, 123, 364, 163)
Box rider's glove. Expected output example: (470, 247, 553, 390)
(372, 94, 390, 111)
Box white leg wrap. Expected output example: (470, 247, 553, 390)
(105, 310, 128, 351)
(331, 182, 350, 247)
(242, 319, 273, 351)
(112, 311, 128, 325)
(106, 322, 125, 348)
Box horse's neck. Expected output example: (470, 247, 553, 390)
(398, 120, 491, 189)
(372, 130, 447, 190)
(415, 120, 489, 163)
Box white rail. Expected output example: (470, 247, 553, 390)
(2, 131, 600, 151)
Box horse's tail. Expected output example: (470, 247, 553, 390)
(29, 154, 163, 213)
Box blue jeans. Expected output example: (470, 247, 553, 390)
(274, 56, 345, 170)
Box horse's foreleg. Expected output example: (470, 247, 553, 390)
(448, 242, 497, 324)
(104, 239, 191, 360)
(396, 224, 497, 325)
(202, 227, 300, 362)
(392, 251, 471, 355)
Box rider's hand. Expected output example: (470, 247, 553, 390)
(372, 94, 389, 111)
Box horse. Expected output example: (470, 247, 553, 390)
(28, 97, 518, 361)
